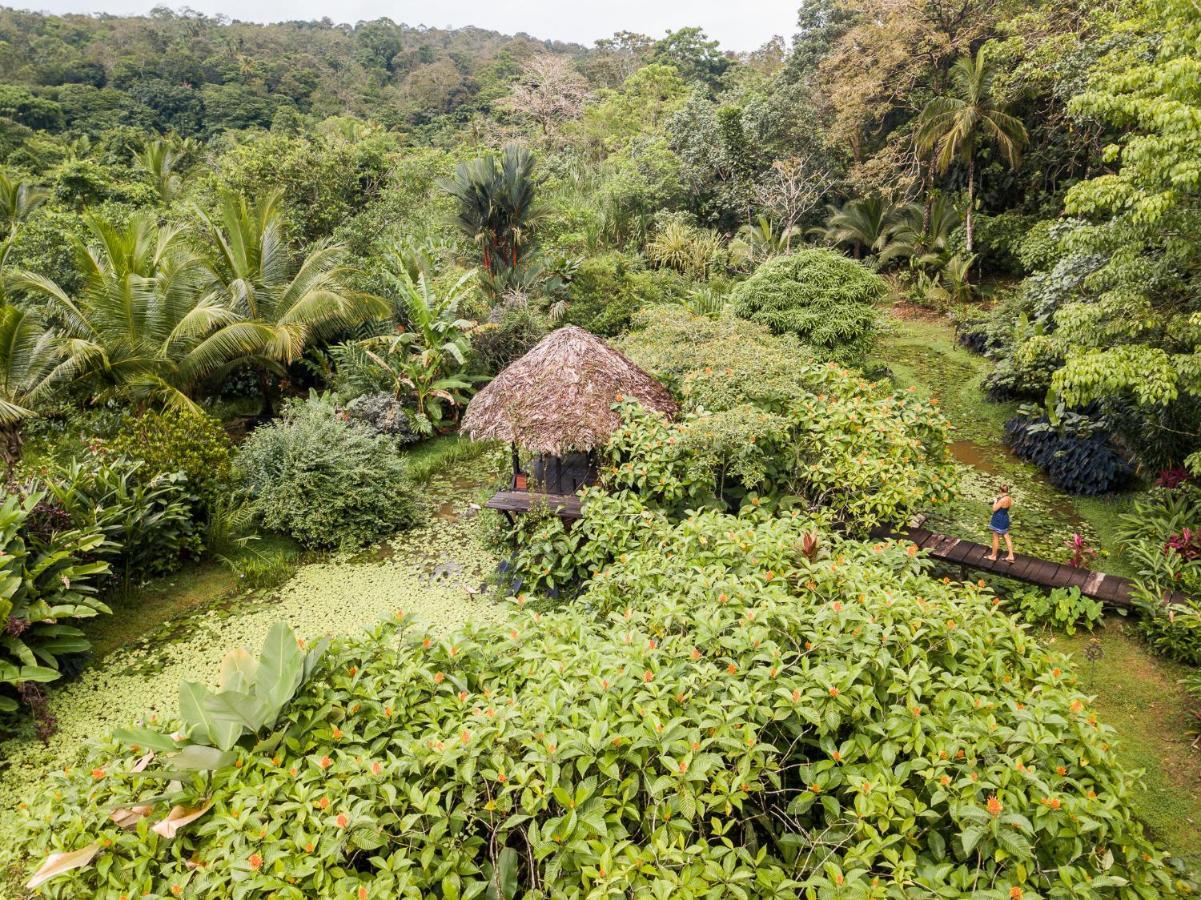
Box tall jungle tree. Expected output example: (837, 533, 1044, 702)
(915, 48, 1028, 254)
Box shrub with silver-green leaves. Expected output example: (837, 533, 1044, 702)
(729, 249, 886, 365)
(236, 394, 422, 549)
(10, 506, 1181, 896)
(0, 492, 109, 717)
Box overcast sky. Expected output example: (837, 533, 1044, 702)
(10, 0, 800, 51)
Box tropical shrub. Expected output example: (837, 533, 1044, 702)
(9, 509, 1179, 896)
(644, 220, 724, 278)
(1007, 585, 1103, 635)
(1118, 485, 1201, 665)
(561, 251, 690, 337)
(962, 212, 1036, 275)
(0, 492, 109, 719)
(236, 394, 422, 549)
(45, 456, 201, 583)
(1004, 414, 1133, 495)
(106, 409, 232, 515)
(471, 301, 548, 375)
(343, 393, 422, 446)
(729, 249, 885, 364)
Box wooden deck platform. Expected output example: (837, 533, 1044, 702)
(485, 490, 584, 523)
(894, 523, 1191, 608)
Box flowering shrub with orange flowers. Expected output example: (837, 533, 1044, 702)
(11, 508, 1187, 897)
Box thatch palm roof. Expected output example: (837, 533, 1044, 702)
(463, 325, 677, 454)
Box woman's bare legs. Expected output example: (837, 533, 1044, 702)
(987, 532, 1000, 561)
(1003, 533, 1015, 562)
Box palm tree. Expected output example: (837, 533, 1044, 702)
(879, 196, 962, 267)
(811, 196, 900, 259)
(915, 48, 1028, 254)
(0, 173, 46, 239)
(14, 213, 248, 411)
(135, 138, 189, 204)
(440, 144, 543, 293)
(196, 190, 386, 414)
(0, 304, 59, 472)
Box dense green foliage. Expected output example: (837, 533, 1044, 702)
(729, 250, 885, 364)
(0, 491, 108, 717)
(236, 395, 422, 550)
(106, 409, 232, 514)
(11, 507, 1182, 895)
(506, 308, 953, 594)
(0, 0, 1198, 890)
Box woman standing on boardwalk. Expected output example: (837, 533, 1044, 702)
(987, 484, 1016, 563)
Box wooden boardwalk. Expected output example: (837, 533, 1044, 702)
(895, 522, 1191, 608)
(485, 490, 583, 524)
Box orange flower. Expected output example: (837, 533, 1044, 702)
(433, 672, 445, 684)
(828, 687, 839, 697)
(986, 796, 1003, 817)
(939, 775, 950, 786)
(317, 796, 330, 810)
(1087, 789, 1097, 800)
(348, 665, 358, 677)
(1057, 766, 1067, 776)
(643, 670, 654, 683)
(809, 783, 821, 793)
(727, 663, 738, 675)
(371, 761, 383, 776)
(90, 768, 105, 780)
(460, 729, 471, 744)
(1010, 888, 1023, 900)
(318, 756, 332, 770)
(249, 853, 263, 870)
(359, 888, 369, 900)
(690, 647, 701, 660)
(832, 751, 842, 762)
(497, 772, 507, 783)
(1070, 699, 1083, 713)
(171, 886, 183, 897)
(335, 813, 348, 828)
(332, 727, 343, 740)
(907, 544, 918, 557)
(678, 761, 688, 773)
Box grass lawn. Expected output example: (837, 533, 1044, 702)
(1052, 618, 1201, 868)
(876, 306, 1201, 866)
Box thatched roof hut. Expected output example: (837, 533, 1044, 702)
(463, 325, 678, 455)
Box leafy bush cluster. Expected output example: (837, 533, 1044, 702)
(1118, 485, 1201, 666)
(45, 456, 201, 583)
(729, 249, 885, 365)
(1007, 586, 1103, 636)
(10, 508, 1180, 896)
(105, 410, 233, 515)
(561, 251, 691, 337)
(0, 492, 108, 719)
(1004, 414, 1132, 495)
(236, 394, 423, 550)
(343, 393, 423, 446)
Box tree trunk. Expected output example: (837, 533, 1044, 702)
(2, 426, 22, 482)
(965, 154, 975, 255)
(258, 371, 275, 419)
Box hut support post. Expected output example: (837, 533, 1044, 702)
(510, 443, 521, 489)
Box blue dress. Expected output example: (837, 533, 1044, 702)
(989, 504, 1011, 534)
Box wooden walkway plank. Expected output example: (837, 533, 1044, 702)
(877, 522, 1192, 609)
